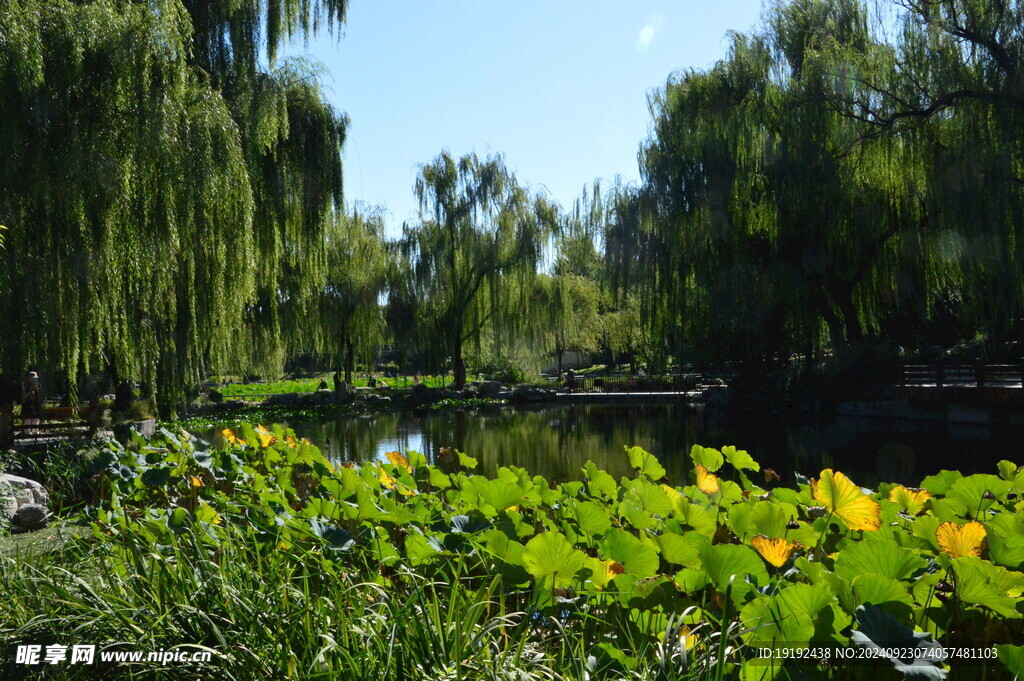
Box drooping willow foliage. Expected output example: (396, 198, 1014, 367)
(610, 0, 1024, 371)
(395, 152, 558, 388)
(0, 0, 348, 412)
(303, 207, 389, 385)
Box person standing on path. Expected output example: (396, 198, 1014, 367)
(22, 371, 42, 433)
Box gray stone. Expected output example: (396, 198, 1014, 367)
(1, 474, 50, 532)
(12, 503, 48, 531)
(407, 383, 437, 405)
(134, 418, 157, 438)
(2, 473, 48, 506)
(511, 386, 555, 403)
(479, 381, 503, 398)
(0, 478, 17, 520)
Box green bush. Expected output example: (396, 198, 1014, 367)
(471, 356, 526, 384)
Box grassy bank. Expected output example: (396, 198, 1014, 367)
(2, 426, 1023, 679)
(213, 375, 453, 398)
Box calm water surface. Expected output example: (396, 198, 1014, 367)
(269, 402, 1024, 487)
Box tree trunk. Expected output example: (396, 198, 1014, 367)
(454, 334, 466, 389)
(557, 350, 564, 372)
(812, 289, 848, 351)
(834, 286, 864, 345)
(344, 338, 355, 384)
(114, 380, 134, 413)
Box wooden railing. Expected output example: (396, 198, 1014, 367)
(4, 400, 103, 443)
(899, 361, 1024, 389)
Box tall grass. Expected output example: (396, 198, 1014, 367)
(0, 525, 733, 680)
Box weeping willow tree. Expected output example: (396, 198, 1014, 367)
(305, 206, 389, 385)
(532, 184, 606, 370)
(0, 0, 348, 414)
(534, 274, 602, 371)
(832, 0, 1024, 345)
(631, 0, 931, 372)
(398, 151, 557, 388)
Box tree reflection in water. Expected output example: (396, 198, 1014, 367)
(281, 403, 1016, 487)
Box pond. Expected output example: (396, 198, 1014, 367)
(268, 402, 1023, 487)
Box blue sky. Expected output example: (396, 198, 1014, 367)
(285, 1, 765, 234)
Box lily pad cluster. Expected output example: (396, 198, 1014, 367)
(84, 426, 1024, 679)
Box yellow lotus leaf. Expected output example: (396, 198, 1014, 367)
(377, 465, 396, 490)
(255, 426, 276, 448)
(221, 428, 239, 444)
(812, 469, 880, 531)
(695, 464, 719, 495)
(386, 451, 412, 473)
(936, 521, 986, 558)
(190, 476, 204, 488)
(888, 485, 931, 514)
(751, 535, 800, 568)
(593, 560, 625, 590)
(678, 625, 699, 651)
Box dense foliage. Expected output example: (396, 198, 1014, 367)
(4, 427, 1022, 679)
(0, 0, 348, 412)
(394, 152, 558, 388)
(6, 0, 1024, 410)
(609, 0, 1024, 370)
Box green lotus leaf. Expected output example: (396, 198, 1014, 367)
(738, 658, 784, 681)
(583, 460, 618, 499)
(621, 478, 673, 516)
(619, 498, 657, 530)
(671, 502, 717, 537)
(456, 450, 478, 469)
(406, 450, 428, 469)
(908, 515, 941, 552)
(428, 467, 452, 490)
(920, 470, 962, 496)
(449, 514, 490, 534)
(947, 474, 1012, 514)
(626, 446, 666, 481)
(834, 537, 927, 582)
(699, 542, 769, 592)
(770, 487, 801, 506)
(951, 556, 1024, 618)
(997, 460, 1021, 482)
(405, 530, 442, 564)
(740, 590, 815, 646)
(140, 467, 171, 488)
(600, 528, 659, 577)
(464, 477, 524, 513)
(852, 573, 914, 622)
(996, 644, 1024, 677)
(987, 531, 1024, 570)
(523, 531, 587, 589)
(729, 500, 794, 541)
(656, 532, 701, 567)
(572, 500, 612, 536)
(723, 445, 760, 472)
(690, 445, 724, 472)
(481, 528, 526, 566)
(674, 566, 707, 594)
